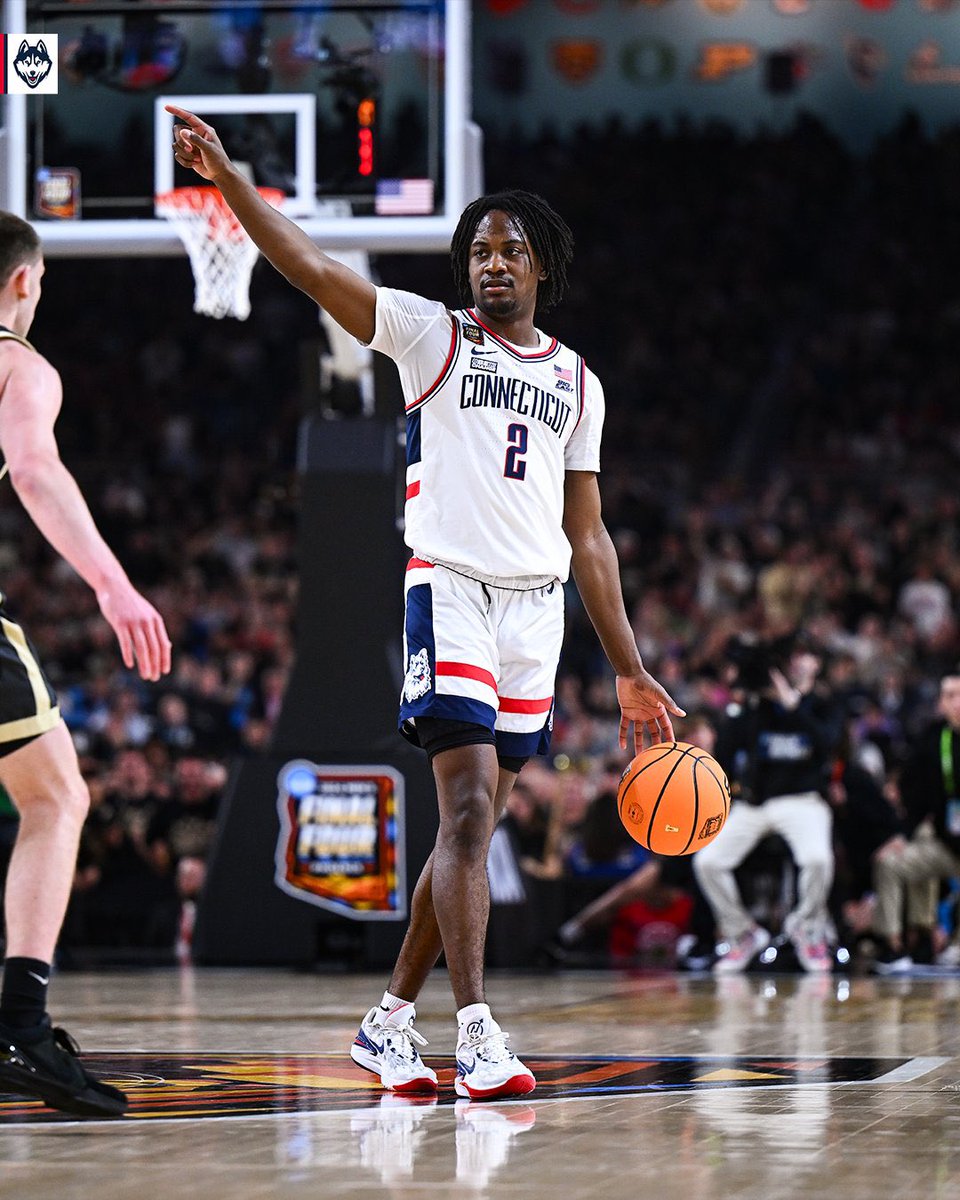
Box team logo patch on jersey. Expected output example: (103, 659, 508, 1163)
(403, 648, 432, 701)
(554, 364, 574, 391)
(462, 324, 485, 345)
(470, 356, 497, 373)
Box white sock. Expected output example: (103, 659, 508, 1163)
(457, 1002, 493, 1038)
(379, 991, 415, 1025)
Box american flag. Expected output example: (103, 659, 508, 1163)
(375, 178, 435, 216)
(554, 365, 574, 382)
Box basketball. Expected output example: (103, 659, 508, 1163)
(617, 742, 730, 856)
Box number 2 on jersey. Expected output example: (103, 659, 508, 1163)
(503, 423, 528, 481)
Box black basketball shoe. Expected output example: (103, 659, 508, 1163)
(0, 1017, 127, 1117)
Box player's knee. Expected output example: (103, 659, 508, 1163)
(692, 843, 728, 879)
(439, 790, 494, 856)
(797, 851, 833, 882)
(17, 774, 89, 827)
(60, 777, 91, 827)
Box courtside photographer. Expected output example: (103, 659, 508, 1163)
(693, 633, 842, 974)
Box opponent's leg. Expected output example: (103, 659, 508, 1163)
(0, 724, 127, 1116)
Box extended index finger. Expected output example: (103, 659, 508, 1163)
(165, 105, 215, 138)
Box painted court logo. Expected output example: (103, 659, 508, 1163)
(2, 35, 59, 94)
(0, 1053, 938, 1123)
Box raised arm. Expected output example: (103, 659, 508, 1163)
(0, 345, 171, 681)
(167, 104, 377, 342)
(563, 470, 684, 752)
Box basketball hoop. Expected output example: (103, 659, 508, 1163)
(155, 186, 285, 320)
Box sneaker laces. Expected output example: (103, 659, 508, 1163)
(462, 1029, 513, 1065)
(52, 1028, 82, 1057)
(381, 1021, 428, 1066)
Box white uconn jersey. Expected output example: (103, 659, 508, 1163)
(367, 288, 604, 582)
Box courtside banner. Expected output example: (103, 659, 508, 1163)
(274, 761, 407, 920)
(3, 34, 59, 94)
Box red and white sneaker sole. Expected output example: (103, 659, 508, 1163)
(454, 1073, 536, 1100)
(350, 1044, 438, 1094)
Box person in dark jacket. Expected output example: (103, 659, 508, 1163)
(694, 636, 841, 974)
(872, 672, 960, 969)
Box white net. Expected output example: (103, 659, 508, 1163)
(155, 187, 284, 320)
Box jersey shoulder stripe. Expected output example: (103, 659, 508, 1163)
(405, 316, 459, 414)
(0, 328, 35, 352)
(464, 309, 560, 362)
(571, 355, 586, 436)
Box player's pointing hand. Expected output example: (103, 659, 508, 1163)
(166, 105, 232, 182)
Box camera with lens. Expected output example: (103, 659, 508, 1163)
(726, 634, 796, 694)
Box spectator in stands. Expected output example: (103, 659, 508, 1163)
(146, 756, 224, 958)
(102, 748, 167, 850)
(10, 113, 960, 960)
(68, 800, 177, 952)
(871, 671, 960, 971)
(694, 636, 840, 974)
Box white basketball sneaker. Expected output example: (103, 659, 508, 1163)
(713, 925, 771, 975)
(350, 1004, 439, 1094)
(454, 1007, 536, 1101)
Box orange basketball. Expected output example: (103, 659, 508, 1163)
(617, 741, 731, 856)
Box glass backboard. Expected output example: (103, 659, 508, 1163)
(2, 0, 477, 254)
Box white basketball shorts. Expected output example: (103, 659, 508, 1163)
(399, 557, 564, 758)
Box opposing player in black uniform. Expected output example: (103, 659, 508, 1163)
(0, 212, 171, 1115)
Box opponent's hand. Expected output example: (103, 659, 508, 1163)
(616, 671, 685, 755)
(97, 584, 172, 682)
(166, 105, 232, 182)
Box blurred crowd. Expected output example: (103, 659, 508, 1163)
(1, 113, 959, 967)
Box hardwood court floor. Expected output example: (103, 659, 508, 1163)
(1, 968, 958, 1199)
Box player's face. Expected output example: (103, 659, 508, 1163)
(467, 210, 545, 324)
(939, 677, 960, 730)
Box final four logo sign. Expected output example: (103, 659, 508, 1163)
(275, 761, 406, 920)
(2, 35, 59, 94)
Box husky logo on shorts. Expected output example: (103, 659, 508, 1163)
(403, 647, 432, 702)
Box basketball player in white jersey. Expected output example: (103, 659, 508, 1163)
(171, 107, 683, 1100)
(0, 212, 171, 1114)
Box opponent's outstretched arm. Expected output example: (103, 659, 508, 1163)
(166, 105, 377, 343)
(0, 346, 171, 681)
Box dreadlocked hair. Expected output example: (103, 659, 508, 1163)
(450, 190, 574, 312)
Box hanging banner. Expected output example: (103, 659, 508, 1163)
(275, 761, 406, 920)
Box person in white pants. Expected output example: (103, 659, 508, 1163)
(693, 640, 839, 974)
